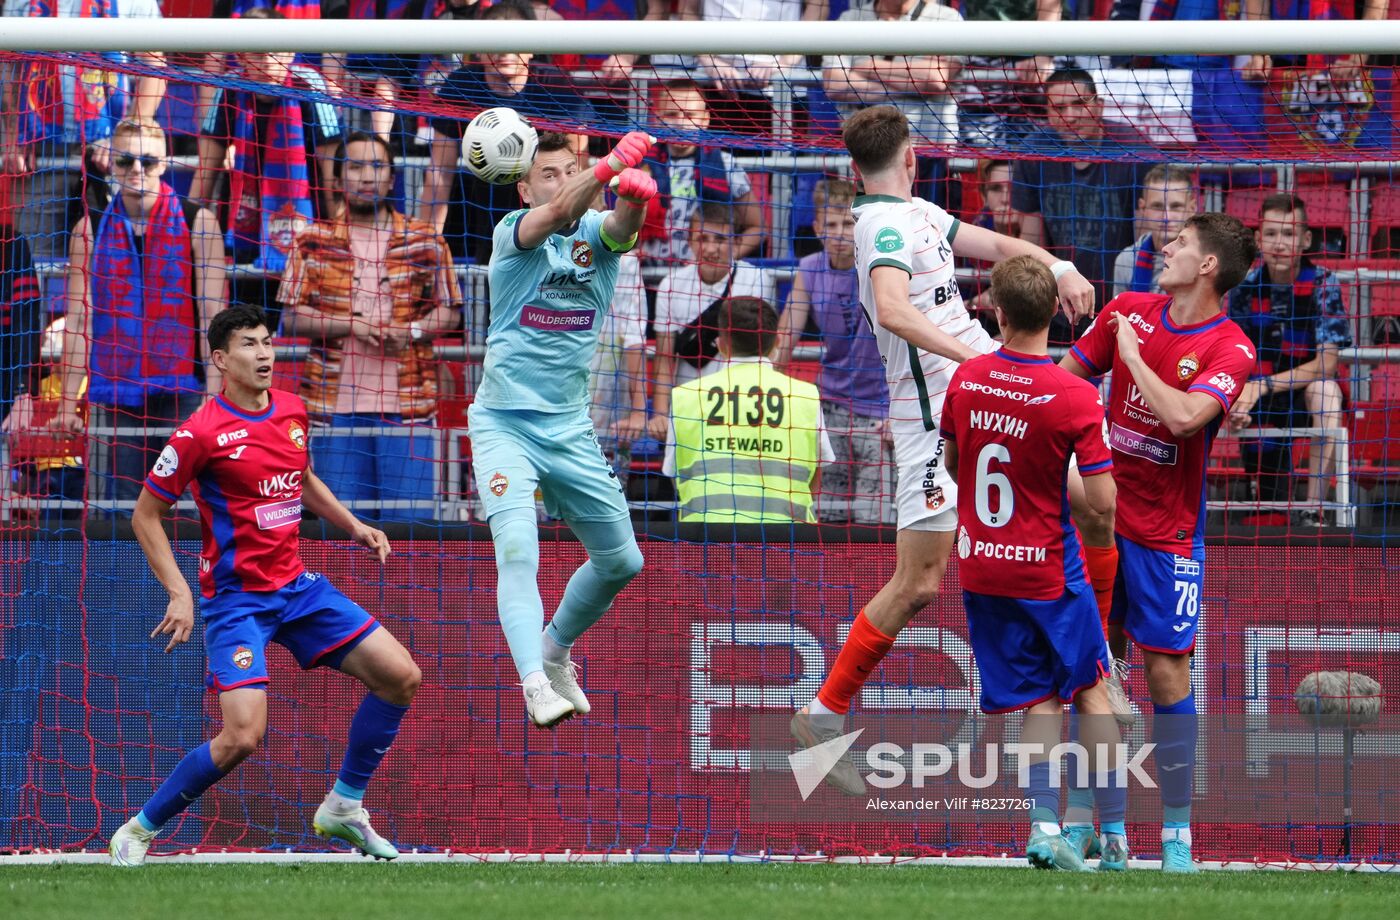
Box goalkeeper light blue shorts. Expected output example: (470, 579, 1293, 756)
(963, 587, 1109, 714)
(468, 404, 629, 523)
(1109, 535, 1206, 655)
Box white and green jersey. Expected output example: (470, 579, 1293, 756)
(851, 193, 993, 433)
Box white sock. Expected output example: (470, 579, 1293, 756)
(542, 630, 570, 666)
(1162, 826, 1193, 846)
(522, 670, 549, 693)
(808, 697, 838, 718)
(324, 790, 359, 814)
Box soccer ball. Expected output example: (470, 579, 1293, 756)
(463, 107, 539, 185)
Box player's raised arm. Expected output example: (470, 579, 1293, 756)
(301, 468, 391, 563)
(950, 221, 1096, 322)
(1108, 313, 1222, 439)
(512, 132, 654, 250)
(131, 488, 195, 653)
(871, 265, 981, 363)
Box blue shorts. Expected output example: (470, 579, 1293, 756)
(1109, 535, 1204, 655)
(202, 571, 379, 692)
(964, 588, 1109, 714)
(468, 405, 629, 523)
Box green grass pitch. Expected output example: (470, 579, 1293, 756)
(3, 863, 1398, 920)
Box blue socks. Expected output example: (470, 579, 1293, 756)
(1094, 768, 1127, 836)
(1026, 761, 1060, 826)
(1063, 710, 1095, 825)
(336, 694, 410, 797)
(489, 508, 545, 678)
(1154, 691, 1197, 828)
(546, 520, 643, 649)
(137, 742, 228, 832)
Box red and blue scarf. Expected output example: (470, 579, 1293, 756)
(17, 0, 123, 146)
(229, 0, 321, 18)
(227, 77, 315, 273)
(1129, 233, 1159, 293)
(90, 184, 198, 406)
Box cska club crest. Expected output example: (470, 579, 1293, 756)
(489, 471, 509, 497)
(1281, 71, 1376, 149)
(288, 421, 307, 451)
(268, 201, 311, 256)
(233, 647, 254, 670)
(572, 239, 594, 268)
(1177, 352, 1200, 382)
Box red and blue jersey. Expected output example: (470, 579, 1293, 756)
(1070, 293, 1257, 554)
(144, 393, 310, 599)
(941, 348, 1113, 602)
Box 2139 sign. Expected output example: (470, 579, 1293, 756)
(706, 386, 786, 428)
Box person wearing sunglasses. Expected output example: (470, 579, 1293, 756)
(56, 118, 227, 508)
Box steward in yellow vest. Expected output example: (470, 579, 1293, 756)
(665, 297, 831, 523)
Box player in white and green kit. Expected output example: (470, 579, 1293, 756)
(471, 130, 657, 728)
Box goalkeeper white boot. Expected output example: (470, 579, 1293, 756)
(790, 707, 866, 796)
(543, 657, 591, 716)
(1104, 657, 1137, 727)
(523, 675, 576, 729)
(109, 816, 156, 868)
(313, 800, 399, 860)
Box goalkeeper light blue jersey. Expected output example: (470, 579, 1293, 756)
(480, 208, 624, 414)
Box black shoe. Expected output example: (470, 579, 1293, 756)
(1293, 510, 1324, 529)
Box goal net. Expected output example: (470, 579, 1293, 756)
(0, 19, 1396, 864)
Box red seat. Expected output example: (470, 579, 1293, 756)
(1370, 283, 1400, 319)
(1371, 184, 1400, 230)
(1227, 183, 1350, 251)
(1351, 402, 1400, 490)
(1225, 186, 1274, 228)
(787, 359, 821, 385)
(271, 336, 310, 394)
(1295, 183, 1351, 233)
(1369, 363, 1400, 404)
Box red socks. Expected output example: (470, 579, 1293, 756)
(815, 609, 896, 715)
(1082, 543, 1119, 637)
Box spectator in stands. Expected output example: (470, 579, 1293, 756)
(821, 0, 963, 149)
(1112, 164, 1198, 297)
(1, 0, 167, 262)
(193, 10, 346, 272)
(641, 79, 763, 266)
(589, 253, 649, 488)
(665, 296, 834, 523)
(419, 0, 597, 260)
(956, 0, 1064, 149)
(3, 317, 85, 504)
(648, 201, 773, 440)
(0, 213, 41, 425)
(1012, 67, 1145, 336)
(340, 0, 435, 143)
(669, 0, 829, 135)
(278, 132, 462, 519)
(966, 159, 1025, 317)
(1247, 0, 1388, 83)
(542, 0, 668, 86)
(1226, 192, 1352, 529)
(970, 159, 1021, 237)
(775, 178, 892, 525)
(59, 118, 225, 504)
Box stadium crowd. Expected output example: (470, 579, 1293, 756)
(0, 0, 1393, 527)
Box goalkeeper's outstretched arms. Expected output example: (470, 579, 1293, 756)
(513, 131, 656, 250)
(949, 221, 1097, 322)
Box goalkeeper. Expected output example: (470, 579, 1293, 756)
(471, 130, 657, 728)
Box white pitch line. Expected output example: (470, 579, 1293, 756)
(0, 851, 1395, 872)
